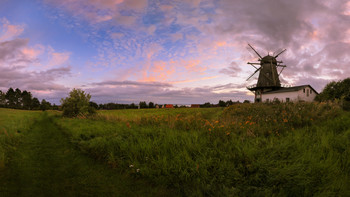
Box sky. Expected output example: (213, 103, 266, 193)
(0, 0, 349, 104)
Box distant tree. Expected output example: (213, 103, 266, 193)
(174, 104, 179, 108)
(31, 97, 41, 110)
(60, 89, 95, 117)
(139, 101, 148, 108)
(201, 102, 212, 108)
(21, 90, 33, 110)
(243, 100, 251, 103)
(0, 90, 6, 107)
(130, 103, 136, 109)
(14, 88, 22, 108)
(89, 101, 99, 110)
(148, 102, 154, 108)
(40, 99, 51, 111)
(218, 100, 226, 107)
(5, 88, 16, 108)
(226, 100, 233, 106)
(52, 104, 59, 110)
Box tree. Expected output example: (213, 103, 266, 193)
(139, 101, 148, 108)
(218, 100, 226, 107)
(21, 90, 33, 110)
(31, 97, 41, 110)
(89, 101, 99, 110)
(316, 78, 350, 110)
(148, 102, 154, 108)
(60, 89, 95, 117)
(243, 100, 251, 103)
(40, 99, 51, 111)
(226, 100, 234, 106)
(5, 88, 16, 108)
(0, 90, 6, 107)
(14, 88, 22, 108)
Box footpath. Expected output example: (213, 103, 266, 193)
(0, 114, 171, 197)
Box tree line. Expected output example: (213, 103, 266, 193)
(0, 88, 58, 111)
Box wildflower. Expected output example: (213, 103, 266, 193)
(136, 169, 140, 173)
(283, 119, 288, 122)
(208, 128, 211, 131)
(226, 132, 230, 136)
(129, 164, 134, 168)
(245, 120, 250, 125)
(126, 122, 131, 128)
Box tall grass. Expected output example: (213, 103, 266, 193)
(0, 108, 41, 168)
(56, 103, 350, 196)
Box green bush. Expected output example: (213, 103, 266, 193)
(60, 89, 95, 117)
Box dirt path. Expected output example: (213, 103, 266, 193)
(0, 114, 171, 197)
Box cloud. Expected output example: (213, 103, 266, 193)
(85, 80, 251, 104)
(0, 18, 24, 41)
(219, 62, 242, 77)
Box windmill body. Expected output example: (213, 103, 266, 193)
(246, 44, 286, 102)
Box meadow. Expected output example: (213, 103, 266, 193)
(0, 109, 41, 169)
(54, 102, 350, 196)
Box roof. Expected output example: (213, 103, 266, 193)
(263, 85, 319, 95)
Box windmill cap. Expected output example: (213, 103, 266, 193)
(261, 55, 277, 64)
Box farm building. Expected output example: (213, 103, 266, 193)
(191, 104, 200, 108)
(257, 85, 318, 103)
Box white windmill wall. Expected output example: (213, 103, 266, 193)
(261, 86, 317, 102)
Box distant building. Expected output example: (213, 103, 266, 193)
(165, 104, 174, 108)
(191, 104, 200, 108)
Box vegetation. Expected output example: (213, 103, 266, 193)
(60, 88, 95, 117)
(316, 77, 350, 110)
(55, 102, 349, 196)
(0, 88, 48, 110)
(0, 109, 41, 169)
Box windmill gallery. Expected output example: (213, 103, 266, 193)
(246, 44, 318, 103)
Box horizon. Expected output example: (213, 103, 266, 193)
(1, 0, 349, 104)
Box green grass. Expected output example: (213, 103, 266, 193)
(0, 112, 173, 196)
(0, 108, 41, 168)
(56, 103, 350, 196)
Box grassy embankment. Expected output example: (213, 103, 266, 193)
(56, 102, 350, 196)
(0, 109, 41, 168)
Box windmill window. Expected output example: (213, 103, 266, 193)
(310, 90, 312, 94)
(303, 88, 305, 93)
(286, 98, 290, 102)
(307, 89, 309, 97)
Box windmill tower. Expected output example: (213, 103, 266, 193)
(246, 44, 287, 102)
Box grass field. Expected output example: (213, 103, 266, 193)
(0, 109, 41, 169)
(1, 103, 349, 196)
(55, 102, 350, 196)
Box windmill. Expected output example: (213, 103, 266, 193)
(246, 44, 287, 102)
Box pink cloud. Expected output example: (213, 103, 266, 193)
(0, 18, 24, 41)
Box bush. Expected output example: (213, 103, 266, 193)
(60, 89, 95, 117)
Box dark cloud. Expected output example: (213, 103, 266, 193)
(85, 80, 251, 104)
(208, 0, 350, 90)
(0, 38, 29, 63)
(219, 61, 242, 77)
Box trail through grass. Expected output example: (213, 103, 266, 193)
(0, 113, 173, 197)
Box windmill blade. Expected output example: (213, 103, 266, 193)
(278, 67, 285, 76)
(247, 62, 260, 69)
(247, 44, 263, 59)
(274, 49, 287, 58)
(277, 64, 286, 67)
(246, 67, 261, 81)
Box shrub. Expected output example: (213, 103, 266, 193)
(60, 89, 95, 117)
